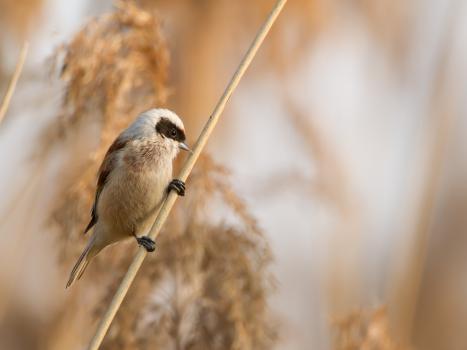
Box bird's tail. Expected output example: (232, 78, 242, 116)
(66, 236, 99, 288)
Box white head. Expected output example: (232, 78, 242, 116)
(122, 108, 191, 159)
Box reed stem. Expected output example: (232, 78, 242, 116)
(0, 41, 28, 125)
(87, 1, 287, 349)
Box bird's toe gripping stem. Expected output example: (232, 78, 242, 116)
(168, 179, 186, 196)
(136, 236, 156, 252)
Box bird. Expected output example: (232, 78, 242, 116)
(66, 108, 191, 288)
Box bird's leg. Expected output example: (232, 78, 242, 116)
(135, 235, 156, 252)
(168, 179, 186, 196)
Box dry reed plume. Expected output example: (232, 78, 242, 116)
(100, 155, 276, 349)
(42, 1, 276, 349)
(49, 0, 169, 263)
(87, 2, 286, 347)
(2, 0, 465, 349)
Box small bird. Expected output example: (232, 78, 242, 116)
(66, 108, 190, 288)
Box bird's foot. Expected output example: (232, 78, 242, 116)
(168, 179, 185, 196)
(136, 236, 156, 252)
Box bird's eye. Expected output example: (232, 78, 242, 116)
(170, 129, 177, 137)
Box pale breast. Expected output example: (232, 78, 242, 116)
(97, 146, 172, 238)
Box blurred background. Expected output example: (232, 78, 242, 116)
(0, 0, 466, 349)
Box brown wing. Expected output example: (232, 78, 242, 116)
(84, 136, 129, 234)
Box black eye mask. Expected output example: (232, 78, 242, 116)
(155, 118, 186, 142)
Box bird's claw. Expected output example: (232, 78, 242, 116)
(136, 236, 156, 252)
(168, 179, 185, 196)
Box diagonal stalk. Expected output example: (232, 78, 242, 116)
(87, 1, 288, 349)
(0, 41, 28, 125)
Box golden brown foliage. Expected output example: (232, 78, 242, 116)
(5, 0, 463, 349)
(53, 0, 169, 134)
(49, 0, 169, 261)
(42, 2, 276, 349)
(100, 155, 276, 350)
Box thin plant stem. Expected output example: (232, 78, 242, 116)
(86, 1, 288, 349)
(0, 41, 28, 125)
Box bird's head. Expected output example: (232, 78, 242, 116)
(126, 108, 191, 160)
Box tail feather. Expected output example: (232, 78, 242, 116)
(66, 239, 97, 288)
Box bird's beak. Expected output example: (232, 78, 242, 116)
(179, 142, 193, 153)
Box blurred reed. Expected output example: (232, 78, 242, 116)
(0, 0, 42, 39)
(389, 2, 461, 343)
(88, 1, 286, 348)
(0, 0, 466, 349)
(0, 41, 28, 125)
(35, 1, 276, 349)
